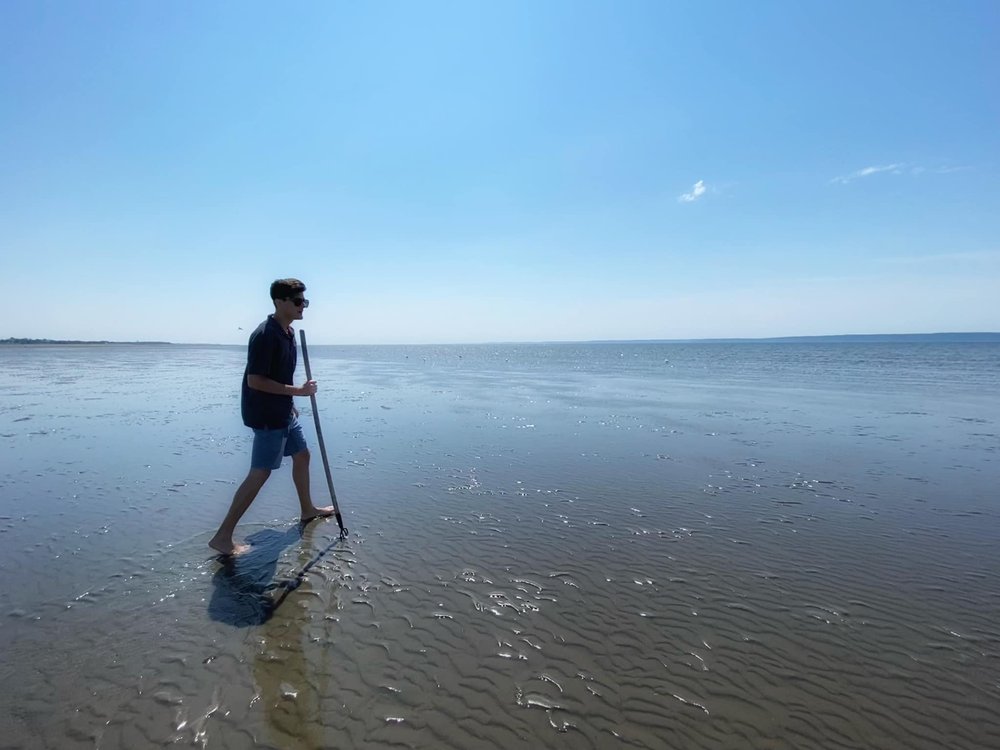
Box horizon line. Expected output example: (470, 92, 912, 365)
(5, 331, 999, 347)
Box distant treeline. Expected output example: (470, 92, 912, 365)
(664, 331, 1000, 344)
(713, 333, 1000, 344)
(1, 338, 172, 345)
(594, 332, 1000, 344)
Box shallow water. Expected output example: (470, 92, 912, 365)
(1, 342, 998, 749)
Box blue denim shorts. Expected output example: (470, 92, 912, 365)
(251, 417, 307, 470)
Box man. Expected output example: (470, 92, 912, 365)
(209, 278, 335, 556)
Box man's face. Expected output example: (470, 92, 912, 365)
(275, 293, 309, 320)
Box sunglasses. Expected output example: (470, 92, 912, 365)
(286, 297, 309, 308)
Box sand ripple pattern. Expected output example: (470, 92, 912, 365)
(1, 343, 998, 749)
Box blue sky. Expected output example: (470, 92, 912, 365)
(2, 1, 997, 344)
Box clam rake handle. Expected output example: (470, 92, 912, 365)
(299, 330, 348, 539)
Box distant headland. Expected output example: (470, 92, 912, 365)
(606, 332, 1000, 344)
(586, 331, 1000, 344)
(1, 338, 173, 346)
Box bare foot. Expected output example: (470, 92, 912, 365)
(301, 506, 336, 523)
(209, 536, 251, 556)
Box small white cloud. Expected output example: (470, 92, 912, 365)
(679, 180, 707, 203)
(832, 164, 904, 184)
(833, 163, 969, 184)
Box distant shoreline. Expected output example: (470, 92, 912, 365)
(2, 333, 998, 346)
(589, 332, 1000, 345)
(0, 338, 173, 346)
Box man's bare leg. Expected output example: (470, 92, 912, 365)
(209, 468, 272, 555)
(292, 449, 335, 522)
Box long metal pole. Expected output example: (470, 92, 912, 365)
(299, 329, 348, 538)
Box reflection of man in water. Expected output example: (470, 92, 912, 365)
(257, 534, 326, 749)
(209, 278, 335, 556)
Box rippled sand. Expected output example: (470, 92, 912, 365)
(1, 344, 998, 749)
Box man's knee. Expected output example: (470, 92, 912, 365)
(247, 468, 272, 485)
(292, 448, 310, 464)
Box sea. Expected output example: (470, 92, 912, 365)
(1, 341, 998, 749)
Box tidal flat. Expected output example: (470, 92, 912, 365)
(1, 342, 998, 749)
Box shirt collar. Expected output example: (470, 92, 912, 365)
(266, 314, 295, 339)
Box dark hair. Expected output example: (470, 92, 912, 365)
(270, 278, 306, 300)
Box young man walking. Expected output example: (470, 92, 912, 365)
(209, 278, 335, 556)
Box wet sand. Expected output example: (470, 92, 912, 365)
(1, 343, 998, 749)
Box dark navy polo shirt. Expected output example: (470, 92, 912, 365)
(241, 315, 297, 429)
